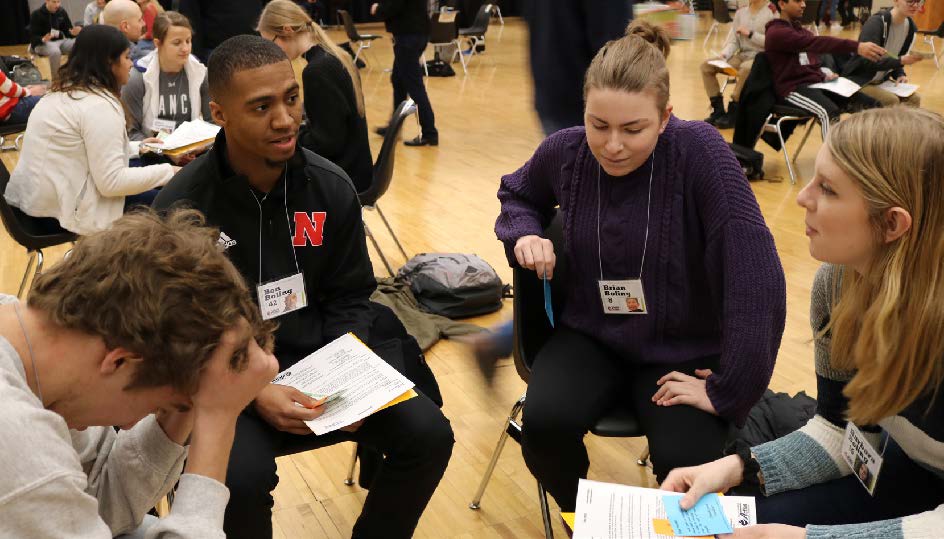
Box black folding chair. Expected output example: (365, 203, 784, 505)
(703, 0, 734, 50)
(0, 123, 27, 152)
(338, 9, 382, 66)
(0, 161, 77, 298)
(357, 99, 416, 277)
(467, 212, 649, 539)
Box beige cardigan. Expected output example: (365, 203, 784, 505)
(4, 90, 173, 235)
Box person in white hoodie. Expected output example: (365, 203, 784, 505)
(121, 11, 210, 142)
(4, 24, 174, 236)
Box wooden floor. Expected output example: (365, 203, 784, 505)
(2, 16, 943, 538)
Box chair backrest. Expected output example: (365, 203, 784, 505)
(712, 0, 733, 24)
(338, 10, 361, 42)
(464, 4, 492, 33)
(0, 161, 77, 249)
(359, 99, 416, 206)
(429, 11, 459, 44)
(511, 211, 569, 381)
(800, 0, 820, 25)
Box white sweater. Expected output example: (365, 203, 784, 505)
(4, 90, 173, 235)
(0, 294, 229, 538)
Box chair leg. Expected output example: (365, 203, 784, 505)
(469, 395, 526, 510)
(343, 443, 358, 486)
(17, 251, 39, 300)
(702, 22, 718, 51)
(538, 482, 555, 539)
(454, 39, 468, 74)
(792, 119, 817, 166)
(364, 221, 395, 277)
(637, 444, 651, 466)
(373, 203, 408, 261)
(494, 5, 504, 25)
(775, 118, 798, 185)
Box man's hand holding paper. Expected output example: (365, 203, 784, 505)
(254, 384, 327, 435)
(270, 333, 416, 436)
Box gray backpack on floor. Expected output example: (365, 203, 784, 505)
(397, 253, 505, 318)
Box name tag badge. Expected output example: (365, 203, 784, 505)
(152, 118, 177, 135)
(799, 52, 810, 66)
(841, 422, 885, 496)
(598, 279, 647, 315)
(257, 272, 307, 321)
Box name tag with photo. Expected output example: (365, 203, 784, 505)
(257, 272, 307, 321)
(598, 279, 648, 315)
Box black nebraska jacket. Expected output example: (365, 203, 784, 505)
(153, 131, 377, 371)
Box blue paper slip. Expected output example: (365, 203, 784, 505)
(662, 493, 733, 536)
(543, 273, 554, 327)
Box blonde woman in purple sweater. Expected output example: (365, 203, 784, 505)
(494, 21, 786, 512)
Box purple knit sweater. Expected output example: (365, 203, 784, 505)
(495, 117, 786, 425)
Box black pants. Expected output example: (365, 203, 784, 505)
(391, 33, 437, 139)
(756, 439, 944, 526)
(520, 327, 731, 512)
(222, 392, 454, 539)
(785, 86, 879, 142)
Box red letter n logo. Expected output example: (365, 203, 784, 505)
(292, 212, 327, 247)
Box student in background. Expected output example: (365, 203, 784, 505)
(0, 209, 279, 538)
(0, 70, 46, 127)
(122, 11, 210, 141)
(133, 0, 162, 59)
(178, 0, 268, 62)
(29, 0, 83, 81)
(103, 0, 147, 61)
(371, 0, 439, 147)
(495, 21, 786, 513)
(258, 0, 373, 192)
(702, 0, 777, 128)
(842, 0, 924, 108)
(85, 0, 109, 26)
(765, 0, 884, 141)
(663, 107, 944, 539)
(4, 25, 174, 236)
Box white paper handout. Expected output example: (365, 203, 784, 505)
(809, 77, 861, 97)
(877, 81, 918, 98)
(573, 480, 757, 539)
(272, 333, 415, 435)
(157, 119, 221, 150)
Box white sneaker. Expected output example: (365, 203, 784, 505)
(831, 23, 843, 31)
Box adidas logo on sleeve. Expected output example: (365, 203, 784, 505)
(217, 231, 237, 250)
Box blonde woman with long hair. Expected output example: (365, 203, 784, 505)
(258, 0, 372, 192)
(663, 107, 944, 539)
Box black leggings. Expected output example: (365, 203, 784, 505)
(520, 327, 732, 511)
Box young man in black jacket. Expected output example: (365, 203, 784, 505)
(29, 0, 82, 80)
(842, 0, 924, 107)
(371, 0, 439, 146)
(153, 35, 454, 539)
